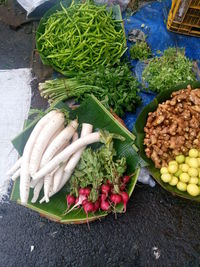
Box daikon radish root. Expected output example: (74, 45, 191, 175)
(32, 132, 100, 181)
(52, 132, 78, 192)
(7, 157, 22, 176)
(41, 139, 70, 201)
(39, 124, 93, 203)
(31, 179, 44, 203)
(30, 178, 41, 188)
(40, 119, 78, 168)
(61, 123, 93, 187)
(8, 125, 63, 181)
(44, 173, 54, 203)
(47, 124, 64, 147)
(64, 123, 93, 174)
(11, 168, 21, 181)
(20, 109, 58, 204)
(29, 111, 65, 176)
(52, 164, 66, 196)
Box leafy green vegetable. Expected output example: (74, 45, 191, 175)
(36, 0, 126, 74)
(142, 47, 196, 93)
(130, 41, 151, 60)
(70, 138, 127, 202)
(39, 64, 141, 117)
(0, 0, 7, 5)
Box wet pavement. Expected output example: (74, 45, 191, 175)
(0, 1, 200, 267)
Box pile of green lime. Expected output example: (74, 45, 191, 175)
(160, 149, 200, 197)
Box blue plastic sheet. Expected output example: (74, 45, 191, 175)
(123, 0, 200, 131)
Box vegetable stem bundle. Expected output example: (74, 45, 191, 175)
(37, 0, 127, 73)
(39, 64, 141, 116)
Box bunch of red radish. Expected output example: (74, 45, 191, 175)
(65, 175, 131, 216)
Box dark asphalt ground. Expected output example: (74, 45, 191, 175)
(0, 1, 200, 267)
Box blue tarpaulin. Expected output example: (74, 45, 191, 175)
(123, 0, 200, 131)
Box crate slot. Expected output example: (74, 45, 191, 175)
(167, 0, 200, 37)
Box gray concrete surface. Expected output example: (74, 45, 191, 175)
(0, 1, 200, 267)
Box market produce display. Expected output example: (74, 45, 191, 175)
(144, 87, 200, 168)
(9, 0, 200, 223)
(10, 96, 140, 223)
(39, 64, 141, 116)
(36, 0, 126, 74)
(160, 148, 200, 197)
(142, 48, 196, 93)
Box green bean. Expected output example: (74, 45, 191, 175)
(37, 1, 126, 73)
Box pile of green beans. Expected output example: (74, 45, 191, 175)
(37, 0, 127, 73)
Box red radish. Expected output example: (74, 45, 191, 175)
(101, 184, 110, 196)
(106, 180, 113, 186)
(123, 175, 131, 184)
(93, 200, 100, 212)
(100, 193, 107, 202)
(82, 199, 89, 206)
(83, 202, 94, 215)
(84, 188, 91, 197)
(120, 191, 129, 212)
(100, 200, 110, 211)
(75, 197, 79, 205)
(79, 187, 91, 197)
(120, 183, 126, 191)
(65, 194, 86, 214)
(79, 188, 85, 195)
(66, 194, 75, 209)
(110, 194, 122, 205)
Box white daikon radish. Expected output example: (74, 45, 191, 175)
(51, 164, 65, 197)
(20, 110, 58, 204)
(39, 124, 93, 204)
(43, 173, 54, 203)
(52, 132, 78, 192)
(9, 125, 64, 179)
(41, 139, 70, 201)
(47, 124, 64, 147)
(31, 179, 44, 203)
(30, 178, 41, 188)
(64, 123, 93, 174)
(40, 119, 78, 167)
(7, 157, 22, 176)
(32, 132, 100, 181)
(11, 168, 21, 181)
(29, 111, 65, 176)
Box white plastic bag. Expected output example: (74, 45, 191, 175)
(137, 168, 156, 187)
(17, 0, 51, 15)
(94, 0, 130, 11)
(17, 0, 130, 15)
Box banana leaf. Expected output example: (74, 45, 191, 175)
(10, 95, 140, 224)
(36, 1, 126, 76)
(135, 81, 200, 202)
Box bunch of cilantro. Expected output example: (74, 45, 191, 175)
(142, 47, 196, 93)
(130, 41, 152, 60)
